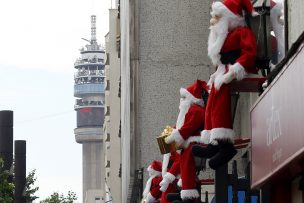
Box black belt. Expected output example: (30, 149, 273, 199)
(220, 50, 241, 65)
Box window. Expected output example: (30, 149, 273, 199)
(106, 80, 110, 91)
(105, 53, 110, 65)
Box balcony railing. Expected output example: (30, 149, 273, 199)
(74, 59, 104, 67)
(74, 99, 104, 109)
(74, 69, 104, 78)
(74, 77, 105, 85)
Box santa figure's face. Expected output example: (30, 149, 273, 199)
(208, 10, 244, 65)
(210, 14, 222, 26)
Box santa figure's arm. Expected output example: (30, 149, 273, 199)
(146, 177, 162, 202)
(165, 108, 203, 146)
(224, 28, 257, 83)
(160, 152, 180, 192)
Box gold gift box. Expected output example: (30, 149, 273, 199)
(157, 126, 177, 154)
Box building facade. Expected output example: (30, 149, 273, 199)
(119, 0, 215, 201)
(251, 1, 304, 203)
(103, 9, 122, 203)
(73, 15, 105, 203)
(106, 0, 304, 202)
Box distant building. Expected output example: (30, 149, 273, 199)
(73, 15, 105, 203)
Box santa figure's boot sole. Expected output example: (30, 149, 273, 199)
(208, 141, 237, 170)
(192, 144, 219, 158)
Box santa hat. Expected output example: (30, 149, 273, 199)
(211, 0, 258, 18)
(147, 160, 162, 176)
(143, 160, 162, 198)
(180, 80, 208, 106)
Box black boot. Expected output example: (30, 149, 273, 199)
(208, 140, 237, 170)
(167, 193, 182, 202)
(192, 144, 219, 158)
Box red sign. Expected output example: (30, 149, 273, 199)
(251, 44, 304, 188)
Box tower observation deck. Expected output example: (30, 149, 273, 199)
(74, 15, 105, 202)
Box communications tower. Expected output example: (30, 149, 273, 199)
(74, 15, 105, 202)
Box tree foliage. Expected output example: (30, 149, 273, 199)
(40, 191, 78, 203)
(0, 158, 14, 203)
(25, 169, 39, 202)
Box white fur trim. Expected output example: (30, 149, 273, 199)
(164, 172, 176, 183)
(212, 1, 239, 18)
(180, 88, 204, 106)
(147, 166, 162, 177)
(146, 192, 156, 203)
(201, 130, 211, 144)
(252, 11, 259, 17)
(182, 136, 203, 149)
(160, 178, 170, 192)
(177, 178, 182, 187)
(210, 128, 235, 144)
(171, 129, 185, 147)
(143, 176, 154, 198)
(181, 189, 199, 200)
(213, 64, 226, 90)
(229, 62, 246, 81)
(162, 153, 170, 176)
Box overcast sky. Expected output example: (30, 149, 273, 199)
(0, 0, 112, 201)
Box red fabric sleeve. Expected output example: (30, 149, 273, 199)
(168, 152, 180, 176)
(150, 176, 163, 199)
(236, 27, 258, 74)
(178, 105, 205, 140)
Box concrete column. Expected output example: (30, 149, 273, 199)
(14, 140, 26, 203)
(0, 110, 13, 173)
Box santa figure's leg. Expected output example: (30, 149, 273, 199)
(180, 143, 199, 202)
(208, 83, 237, 169)
(161, 180, 178, 203)
(192, 85, 219, 158)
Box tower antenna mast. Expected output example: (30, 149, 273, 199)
(91, 15, 97, 44)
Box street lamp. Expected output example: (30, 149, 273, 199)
(248, 0, 271, 76)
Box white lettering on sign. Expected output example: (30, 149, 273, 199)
(266, 106, 282, 146)
(272, 148, 282, 163)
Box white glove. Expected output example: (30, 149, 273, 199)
(214, 74, 225, 90)
(165, 134, 175, 144)
(160, 172, 176, 192)
(159, 178, 170, 192)
(145, 192, 156, 203)
(223, 70, 235, 84)
(207, 72, 217, 87)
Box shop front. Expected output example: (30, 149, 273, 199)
(251, 35, 304, 203)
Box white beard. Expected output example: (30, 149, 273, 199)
(176, 99, 191, 129)
(208, 17, 229, 65)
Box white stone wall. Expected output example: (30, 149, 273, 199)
(136, 0, 213, 181)
(104, 9, 122, 203)
(288, 0, 304, 48)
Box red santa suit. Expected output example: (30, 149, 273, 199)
(143, 160, 163, 203)
(159, 150, 180, 203)
(194, 0, 258, 170)
(165, 80, 209, 201)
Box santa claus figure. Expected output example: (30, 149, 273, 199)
(143, 160, 163, 203)
(159, 149, 181, 203)
(192, 0, 258, 170)
(165, 80, 209, 203)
